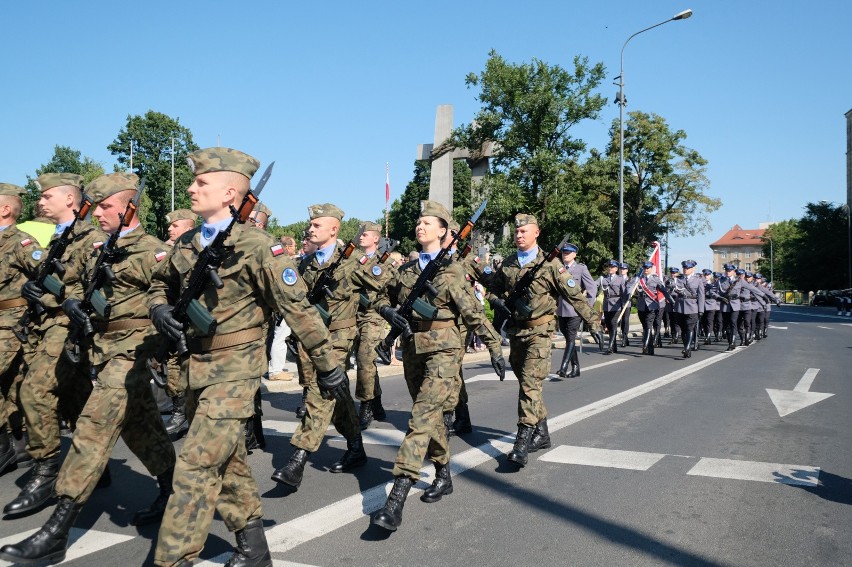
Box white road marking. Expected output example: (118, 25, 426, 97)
(776, 308, 849, 320)
(687, 458, 820, 487)
(0, 528, 134, 567)
(265, 348, 743, 553)
(766, 368, 834, 417)
(262, 420, 404, 447)
(539, 445, 666, 471)
(817, 325, 832, 330)
(794, 368, 820, 392)
(767, 325, 787, 330)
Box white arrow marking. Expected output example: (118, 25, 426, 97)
(766, 368, 834, 417)
(817, 325, 832, 329)
(768, 325, 787, 330)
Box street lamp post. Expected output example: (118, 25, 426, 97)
(616, 8, 693, 264)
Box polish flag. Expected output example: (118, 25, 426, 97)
(385, 163, 390, 204)
(649, 241, 662, 278)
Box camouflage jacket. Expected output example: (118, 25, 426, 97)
(354, 252, 395, 325)
(80, 226, 169, 363)
(375, 257, 501, 355)
(487, 248, 599, 337)
(0, 225, 43, 350)
(456, 252, 495, 285)
(148, 223, 336, 388)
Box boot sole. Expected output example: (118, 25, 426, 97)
(371, 516, 399, 532)
(0, 549, 66, 564)
(329, 456, 367, 474)
(420, 485, 453, 503)
(507, 454, 528, 467)
(270, 473, 301, 489)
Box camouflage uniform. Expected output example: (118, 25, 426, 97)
(354, 250, 395, 403)
(0, 203, 43, 448)
(54, 174, 176, 503)
(376, 251, 501, 480)
(150, 149, 336, 566)
(19, 175, 103, 462)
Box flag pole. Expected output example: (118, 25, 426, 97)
(385, 162, 390, 238)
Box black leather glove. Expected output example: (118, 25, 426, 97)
(22, 280, 44, 303)
(489, 297, 512, 318)
(62, 299, 91, 329)
(378, 306, 411, 334)
(150, 305, 185, 342)
(490, 351, 506, 381)
(317, 366, 350, 403)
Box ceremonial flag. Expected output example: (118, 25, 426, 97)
(384, 162, 390, 238)
(649, 240, 662, 278)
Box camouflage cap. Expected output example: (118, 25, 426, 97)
(308, 203, 344, 220)
(86, 173, 139, 204)
(514, 213, 538, 228)
(166, 208, 196, 224)
(186, 147, 260, 180)
(252, 201, 273, 217)
(419, 200, 451, 224)
(0, 183, 26, 197)
(361, 221, 382, 233)
(448, 219, 460, 234)
(35, 172, 84, 192)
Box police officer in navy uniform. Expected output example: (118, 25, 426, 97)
(617, 262, 632, 347)
(664, 267, 681, 344)
(701, 269, 720, 344)
(671, 260, 705, 358)
(714, 263, 743, 351)
(598, 260, 626, 354)
(634, 261, 669, 355)
(554, 243, 596, 377)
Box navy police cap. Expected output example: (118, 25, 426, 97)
(641, 261, 654, 269)
(561, 243, 579, 253)
(606, 259, 619, 268)
(701, 268, 712, 275)
(681, 259, 697, 269)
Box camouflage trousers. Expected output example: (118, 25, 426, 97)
(354, 318, 383, 402)
(392, 342, 459, 480)
(291, 326, 359, 453)
(55, 354, 175, 503)
(0, 349, 25, 429)
(20, 321, 93, 460)
(508, 329, 552, 426)
(154, 378, 261, 567)
(443, 326, 468, 412)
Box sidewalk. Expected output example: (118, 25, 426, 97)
(263, 313, 642, 393)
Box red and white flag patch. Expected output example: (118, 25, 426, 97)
(93, 241, 104, 249)
(154, 251, 167, 262)
(20, 238, 33, 247)
(270, 244, 284, 257)
(359, 255, 369, 265)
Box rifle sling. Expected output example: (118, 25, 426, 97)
(96, 318, 151, 333)
(187, 326, 264, 353)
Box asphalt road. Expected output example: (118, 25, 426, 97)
(1, 305, 849, 566)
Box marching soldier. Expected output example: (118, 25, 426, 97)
(271, 204, 378, 490)
(0, 183, 43, 475)
(618, 262, 632, 347)
(670, 260, 705, 358)
(146, 148, 344, 566)
(664, 267, 681, 344)
(714, 263, 743, 351)
(4, 173, 103, 517)
(555, 243, 596, 377)
(164, 208, 196, 246)
(634, 261, 668, 355)
(487, 214, 600, 468)
(0, 173, 178, 564)
(701, 269, 720, 344)
(370, 200, 505, 532)
(598, 259, 626, 354)
(354, 221, 391, 429)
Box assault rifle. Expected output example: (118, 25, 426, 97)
(64, 180, 146, 363)
(374, 200, 487, 365)
(148, 162, 274, 386)
(306, 226, 364, 326)
(377, 237, 399, 264)
(15, 194, 94, 342)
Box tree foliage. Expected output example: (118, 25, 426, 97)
(21, 145, 105, 221)
(107, 111, 199, 239)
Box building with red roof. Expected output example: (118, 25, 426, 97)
(708, 224, 768, 273)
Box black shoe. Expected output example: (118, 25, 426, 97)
(507, 425, 534, 467)
(0, 426, 16, 475)
(372, 396, 387, 421)
(295, 388, 308, 419)
(726, 343, 736, 352)
(224, 518, 272, 567)
(165, 394, 188, 439)
(567, 364, 580, 378)
(452, 403, 473, 435)
(3, 456, 59, 515)
(371, 476, 414, 531)
(131, 467, 173, 526)
(443, 411, 455, 438)
(244, 419, 261, 453)
(271, 449, 309, 488)
(0, 497, 82, 564)
(421, 462, 453, 503)
(528, 418, 551, 453)
(329, 435, 367, 473)
(358, 400, 374, 431)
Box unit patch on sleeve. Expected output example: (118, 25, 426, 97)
(282, 268, 298, 286)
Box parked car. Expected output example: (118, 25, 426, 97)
(810, 290, 839, 306)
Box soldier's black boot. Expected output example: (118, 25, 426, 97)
(358, 400, 374, 430)
(452, 402, 473, 435)
(567, 356, 580, 378)
(371, 395, 387, 421)
(655, 333, 663, 348)
(329, 434, 367, 473)
(10, 426, 32, 466)
(0, 496, 82, 564)
(224, 518, 272, 567)
(295, 387, 308, 419)
(682, 332, 693, 358)
(4, 455, 59, 515)
(507, 424, 534, 467)
(131, 467, 173, 526)
(271, 448, 310, 488)
(621, 334, 629, 348)
(528, 418, 551, 453)
(444, 411, 455, 437)
(0, 425, 16, 475)
(164, 394, 188, 439)
(421, 462, 453, 503)
(244, 419, 260, 453)
(371, 476, 414, 531)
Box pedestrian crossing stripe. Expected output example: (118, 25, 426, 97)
(262, 420, 405, 447)
(0, 528, 134, 567)
(538, 445, 820, 487)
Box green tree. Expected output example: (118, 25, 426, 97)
(758, 219, 798, 289)
(107, 111, 199, 239)
(21, 145, 105, 221)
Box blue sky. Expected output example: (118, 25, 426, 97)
(2, 1, 850, 270)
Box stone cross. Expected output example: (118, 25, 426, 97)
(417, 105, 494, 211)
